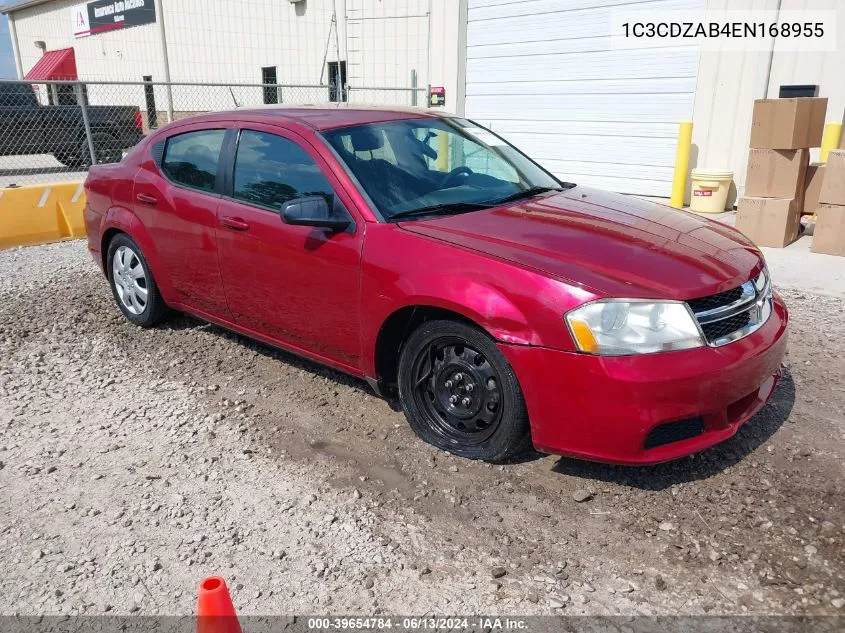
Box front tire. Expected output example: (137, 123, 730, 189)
(398, 319, 531, 461)
(106, 233, 167, 327)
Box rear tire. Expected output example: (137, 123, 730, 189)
(54, 134, 122, 169)
(106, 233, 167, 327)
(53, 150, 85, 169)
(397, 319, 531, 461)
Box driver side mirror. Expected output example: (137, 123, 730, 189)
(282, 196, 351, 232)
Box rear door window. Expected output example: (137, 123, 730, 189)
(161, 129, 226, 192)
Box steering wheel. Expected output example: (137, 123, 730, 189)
(441, 166, 473, 189)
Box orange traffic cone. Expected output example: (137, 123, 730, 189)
(197, 577, 242, 633)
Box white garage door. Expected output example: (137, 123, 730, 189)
(464, 0, 703, 196)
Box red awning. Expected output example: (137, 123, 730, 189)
(24, 48, 78, 81)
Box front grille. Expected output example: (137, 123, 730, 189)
(686, 286, 744, 313)
(686, 270, 772, 346)
(700, 311, 752, 341)
(644, 417, 705, 449)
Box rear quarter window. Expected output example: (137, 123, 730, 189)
(161, 129, 226, 192)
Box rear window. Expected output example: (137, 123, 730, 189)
(161, 129, 226, 192)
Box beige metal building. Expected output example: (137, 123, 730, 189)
(4, 0, 844, 199)
(4, 0, 462, 105)
(458, 0, 845, 198)
(691, 0, 845, 201)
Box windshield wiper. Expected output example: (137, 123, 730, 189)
(487, 186, 561, 206)
(389, 201, 493, 222)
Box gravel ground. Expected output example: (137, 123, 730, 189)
(0, 240, 843, 616)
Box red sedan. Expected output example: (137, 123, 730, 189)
(83, 106, 787, 464)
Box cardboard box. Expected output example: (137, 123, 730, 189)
(803, 164, 825, 215)
(749, 98, 827, 149)
(745, 148, 809, 199)
(736, 197, 800, 248)
(811, 204, 845, 256)
(819, 149, 845, 205)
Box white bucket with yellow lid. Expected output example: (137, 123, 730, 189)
(689, 168, 733, 213)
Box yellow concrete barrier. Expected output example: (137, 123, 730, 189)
(0, 181, 87, 250)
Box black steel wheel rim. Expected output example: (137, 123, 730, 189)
(410, 335, 503, 445)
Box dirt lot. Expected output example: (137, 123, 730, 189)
(0, 240, 843, 616)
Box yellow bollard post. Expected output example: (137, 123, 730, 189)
(820, 122, 842, 163)
(670, 121, 693, 209)
(437, 132, 449, 172)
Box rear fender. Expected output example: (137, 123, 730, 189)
(101, 205, 175, 301)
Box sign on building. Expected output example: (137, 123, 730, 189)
(71, 0, 156, 38)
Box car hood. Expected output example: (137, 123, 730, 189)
(398, 186, 762, 300)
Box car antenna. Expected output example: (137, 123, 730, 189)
(229, 87, 240, 108)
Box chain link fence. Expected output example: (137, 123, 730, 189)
(0, 79, 429, 187)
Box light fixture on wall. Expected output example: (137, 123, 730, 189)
(34, 40, 46, 54)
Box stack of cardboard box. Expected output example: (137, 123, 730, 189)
(803, 162, 825, 217)
(813, 149, 845, 256)
(736, 97, 827, 247)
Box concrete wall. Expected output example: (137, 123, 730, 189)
(692, 0, 845, 201)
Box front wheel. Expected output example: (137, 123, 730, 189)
(398, 320, 531, 461)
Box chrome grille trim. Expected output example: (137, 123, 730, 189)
(694, 282, 756, 324)
(688, 270, 773, 347)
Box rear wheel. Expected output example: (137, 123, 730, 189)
(53, 151, 80, 168)
(398, 319, 531, 461)
(106, 234, 167, 327)
(54, 134, 122, 169)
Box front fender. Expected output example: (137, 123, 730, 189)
(389, 280, 535, 346)
(360, 225, 589, 378)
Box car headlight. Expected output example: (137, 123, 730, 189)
(565, 300, 704, 356)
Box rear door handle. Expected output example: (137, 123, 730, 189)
(135, 193, 158, 205)
(221, 216, 250, 231)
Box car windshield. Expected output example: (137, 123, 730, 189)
(322, 117, 568, 221)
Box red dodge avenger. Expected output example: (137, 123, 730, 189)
(84, 106, 787, 464)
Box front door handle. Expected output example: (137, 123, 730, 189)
(221, 216, 250, 231)
(135, 193, 158, 205)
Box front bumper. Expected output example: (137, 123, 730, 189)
(500, 296, 788, 465)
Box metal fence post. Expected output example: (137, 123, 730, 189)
(75, 82, 97, 167)
(153, 0, 175, 123)
(411, 70, 418, 106)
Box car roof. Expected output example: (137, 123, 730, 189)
(182, 104, 455, 131)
